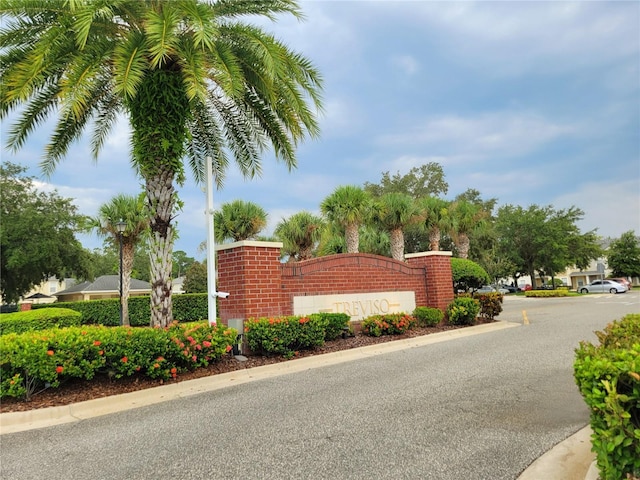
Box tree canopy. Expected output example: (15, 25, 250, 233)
(364, 163, 449, 199)
(1, 0, 323, 327)
(0, 162, 89, 303)
(495, 204, 601, 287)
(607, 231, 640, 278)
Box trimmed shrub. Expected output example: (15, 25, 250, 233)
(33, 293, 209, 326)
(472, 292, 503, 320)
(0, 322, 237, 400)
(309, 312, 350, 341)
(451, 258, 491, 293)
(413, 307, 443, 327)
(574, 314, 640, 480)
(446, 297, 480, 326)
(524, 289, 569, 298)
(0, 308, 82, 335)
(244, 315, 328, 358)
(361, 313, 416, 337)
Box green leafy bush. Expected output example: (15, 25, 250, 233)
(574, 314, 640, 480)
(446, 297, 480, 326)
(413, 307, 443, 327)
(472, 292, 503, 320)
(244, 315, 328, 358)
(451, 258, 491, 293)
(0, 322, 237, 400)
(361, 313, 416, 337)
(0, 308, 82, 335)
(309, 312, 350, 340)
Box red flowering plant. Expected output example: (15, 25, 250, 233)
(361, 313, 417, 337)
(244, 315, 328, 359)
(0, 322, 238, 400)
(164, 322, 238, 374)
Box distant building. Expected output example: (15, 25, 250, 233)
(54, 275, 151, 302)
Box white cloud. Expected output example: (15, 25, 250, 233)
(553, 179, 640, 238)
(391, 54, 420, 76)
(377, 111, 576, 160)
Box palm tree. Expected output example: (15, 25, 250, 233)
(373, 193, 421, 261)
(449, 199, 488, 259)
(1, 0, 322, 327)
(274, 211, 324, 261)
(214, 200, 268, 243)
(320, 186, 371, 254)
(420, 196, 450, 251)
(86, 194, 149, 326)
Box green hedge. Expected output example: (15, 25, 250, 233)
(245, 315, 329, 358)
(574, 314, 640, 480)
(0, 322, 237, 400)
(33, 294, 209, 326)
(309, 312, 350, 340)
(524, 289, 569, 298)
(413, 306, 444, 327)
(0, 308, 82, 335)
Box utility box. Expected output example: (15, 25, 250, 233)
(227, 318, 244, 355)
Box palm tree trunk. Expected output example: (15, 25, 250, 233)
(457, 233, 470, 259)
(429, 227, 441, 251)
(146, 166, 176, 327)
(345, 223, 359, 253)
(390, 228, 405, 261)
(121, 241, 135, 327)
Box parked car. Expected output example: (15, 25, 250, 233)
(498, 284, 519, 293)
(476, 285, 510, 295)
(606, 277, 632, 291)
(579, 279, 627, 294)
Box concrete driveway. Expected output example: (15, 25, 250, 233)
(1, 291, 638, 479)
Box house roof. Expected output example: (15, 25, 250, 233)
(54, 275, 151, 296)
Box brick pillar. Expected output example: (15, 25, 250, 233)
(216, 241, 284, 323)
(20, 302, 32, 311)
(406, 251, 454, 312)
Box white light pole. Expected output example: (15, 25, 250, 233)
(205, 156, 217, 326)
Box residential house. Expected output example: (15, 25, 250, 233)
(54, 275, 151, 302)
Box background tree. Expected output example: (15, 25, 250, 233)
(214, 200, 268, 243)
(85, 194, 149, 326)
(274, 211, 324, 261)
(607, 231, 640, 279)
(320, 185, 372, 254)
(372, 192, 421, 261)
(414, 196, 450, 252)
(448, 199, 488, 259)
(183, 261, 208, 294)
(0, 162, 89, 303)
(364, 163, 449, 199)
(172, 251, 195, 279)
(1, 0, 322, 327)
(495, 204, 600, 288)
(358, 225, 391, 257)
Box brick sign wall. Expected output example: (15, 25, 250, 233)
(216, 241, 454, 323)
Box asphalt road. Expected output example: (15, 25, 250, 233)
(1, 292, 638, 480)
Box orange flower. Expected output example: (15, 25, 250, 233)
(56, 366, 64, 374)
(170, 367, 177, 374)
(47, 350, 54, 356)
(99, 350, 104, 355)
(121, 356, 128, 363)
(93, 340, 101, 346)
(225, 345, 232, 352)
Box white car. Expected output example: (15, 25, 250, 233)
(579, 280, 627, 294)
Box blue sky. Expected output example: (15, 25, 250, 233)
(2, 1, 639, 260)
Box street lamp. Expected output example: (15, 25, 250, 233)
(116, 220, 127, 326)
